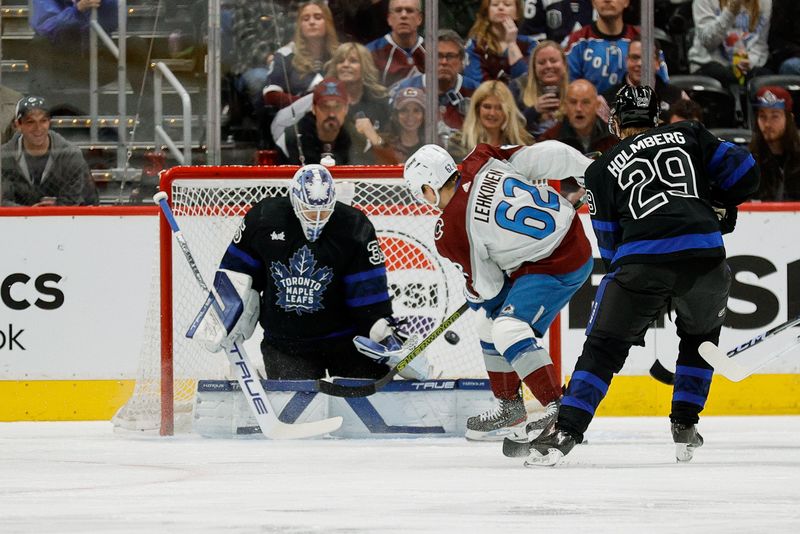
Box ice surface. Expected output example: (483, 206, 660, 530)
(1, 417, 799, 533)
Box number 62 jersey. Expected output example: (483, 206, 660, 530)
(584, 121, 760, 272)
(435, 141, 594, 302)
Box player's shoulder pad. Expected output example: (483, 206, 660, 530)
(325, 202, 376, 242)
(247, 196, 295, 229)
(462, 143, 521, 178)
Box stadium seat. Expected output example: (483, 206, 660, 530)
(709, 128, 752, 147)
(668, 75, 738, 128)
(746, 75, 800, 129)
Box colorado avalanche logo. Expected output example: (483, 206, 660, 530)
(270, 246, 332, 315)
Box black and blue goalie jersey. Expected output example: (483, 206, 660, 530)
(218, 197, 393, 348)
(584, 121, 760, 271)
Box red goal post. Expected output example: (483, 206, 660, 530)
(115, 165, 561, 435)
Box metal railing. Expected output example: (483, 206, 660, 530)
(89, 1, 127, 169)
(154, 61, 192, 164)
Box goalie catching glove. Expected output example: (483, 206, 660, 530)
(352, 317, 432, 380)
(187, 269, 260, 353)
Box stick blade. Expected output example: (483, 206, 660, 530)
(316, 379, 378, 398)
(698, 341, 749, 382)
(649, 359, 675, 385)
(266, 416, 343, 440)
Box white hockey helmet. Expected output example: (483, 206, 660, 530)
(404, 144, 458, 207)
(289, 164, 336, 242)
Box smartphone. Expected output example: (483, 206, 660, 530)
(542, 85, 559, 97)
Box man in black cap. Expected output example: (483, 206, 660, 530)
(1, 96, 97, 206)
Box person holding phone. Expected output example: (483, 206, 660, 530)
(510, 40, 569, 137)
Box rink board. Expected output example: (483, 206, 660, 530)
(1, 204, 800, 421)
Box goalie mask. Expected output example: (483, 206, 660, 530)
(404, 144, 458, 208)
(290, 164, 336, 242)
(608, 84, 661, 136)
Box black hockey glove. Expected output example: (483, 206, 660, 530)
(713, 205, 738, 235)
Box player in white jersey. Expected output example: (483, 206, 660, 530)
(404, 142, 594, 441)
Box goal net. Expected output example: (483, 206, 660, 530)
(115, 165, 560, 435)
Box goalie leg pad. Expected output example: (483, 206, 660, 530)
(188, 269, 260, 353)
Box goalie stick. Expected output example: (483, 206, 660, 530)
(153, 192, 343, 439)
(698, 314, 800, 382)
(317, 302, 470, 397)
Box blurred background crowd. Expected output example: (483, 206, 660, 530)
(1, 0, 798, 205)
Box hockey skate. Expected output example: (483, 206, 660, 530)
(508, 399, 561, 442)
(523, 425, 578, 467)
(465, 397, 526, 441)
(672, 422, 704, 463)
(502, 399, 560, 457)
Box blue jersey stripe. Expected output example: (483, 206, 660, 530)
(720, 154, 756, 190)
(673, 391, 708, 407)
(708, 141, 730, 173)
(220, 243, 263, 274)
(592, 219, 621, 232)
(343, 266, 388, 284)
(613, 232, 723, 262)
(562, 395, 598, 415)
(346, 292, 391, 308)
(571, 370, 610, 395)
(676, 365, 714, 380)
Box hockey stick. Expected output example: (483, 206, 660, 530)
(649, 359, 675, 385)
(698, 314, 800, 382)
(154, 192, 342, 438)
(317, 302, 470, 397)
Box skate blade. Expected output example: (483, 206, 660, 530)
(675, 443, 696, 463)
(523, 448, 564, 468)
(465, 423, 525, 442)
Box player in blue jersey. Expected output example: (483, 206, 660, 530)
(524, 85, 760, 466)
(189, 164, 429, 381)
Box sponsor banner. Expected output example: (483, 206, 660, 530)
(1, 215, 157, 379)
(1, 209, 798, 383)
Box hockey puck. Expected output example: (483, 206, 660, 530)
(444, 330, 460, 345)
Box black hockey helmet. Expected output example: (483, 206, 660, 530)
(608, 85, 661, 135)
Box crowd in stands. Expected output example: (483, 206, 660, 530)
(2, 0, 800, 205)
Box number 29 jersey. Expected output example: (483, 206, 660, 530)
(435, 142, 593, 301)
(584, 121, 760, 271)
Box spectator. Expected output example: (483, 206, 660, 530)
(688, 0, 772, 87)
(395, 29, 478, 134)
(464, 0, 538, 86)
(454, 80, 533, 155)
(263, 0, 339, 107)
(370, 86, 426, 164)
(329, 0, 390, 44)
(603, 38, 688, 117)
(366, 0, 425, 89)
(278, 78, 373, 165)
(519, 0, 594, 44)
(749, 86, 800, 201)
(29, 0, 155, 132)
(511, 40, 569, 137)
(325, 43, 391, 132)
(767, 0, 800, 76)
(1, 96, 97, 206)
(564, 0, 668, 94)
(539, 80, 618, 154)
(230, 0, 304, 110)
(669, 99, 705, 124)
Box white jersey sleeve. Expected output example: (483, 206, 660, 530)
(465, 151, 582, 300)
(506, 140, 593, 183)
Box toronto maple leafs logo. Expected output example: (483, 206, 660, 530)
(270, 246, 332, 314)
